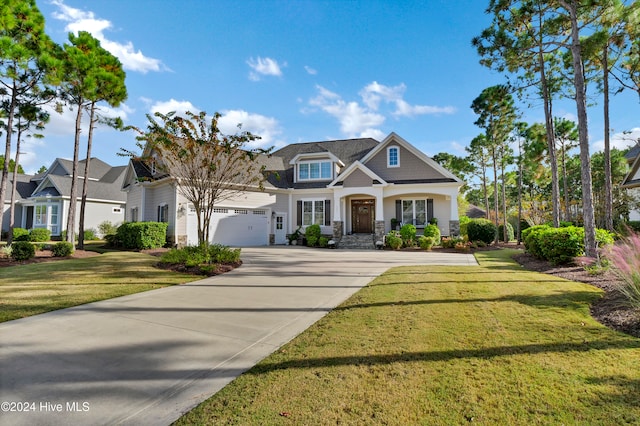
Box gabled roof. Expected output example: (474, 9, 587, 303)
(625, 144, 640, 162)
(268, 138, 379, 188)
(360, 132, 463, 184)
(328, 161, 388, 187)
(622, 153, 640, 189)
(4, 174, 37, 202)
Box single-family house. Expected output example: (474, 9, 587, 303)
(122, 132, 464, 248)
(622, 144, 640, 221)
(2, 158, 127, 237)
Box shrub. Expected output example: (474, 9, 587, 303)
(399, 223, 417, 247)
(12, 228, 29, 241)
(607, 232, 640, 308)
(423, 224, 441, 244)
(595, 228, 615, 247)
(208, 244, 241, 263)
(116, 222, 168, 249)
(441, 236, 464, 249)
(385, 232, 403, 250)
(318, 236, 329, 248)
(52, 241, 74, 257)
(11, 241, 35, 261)
(29, 228, 51, 242)
(305, 224, 321, 247)
(459, 215, 471, 237)
(522, 225, 550, 259)
(418, 235, 435, 250)
(467, 219, 497, 245)
(83, 228, 99, 241)
(538, 226, 584, 265)
(497, 222, 514, 242)
(98, 221, 118, 237)
(428, 217, 438, 225)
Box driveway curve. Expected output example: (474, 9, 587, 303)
(0, 247, 476, 426)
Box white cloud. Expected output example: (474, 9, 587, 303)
(51, 0, 166, 74)
(304, 65, 317, 75)
(247, 57, 285, 81)
(359, 81, 456, 117)
(218, 110, 284, 148)
(150, 99, 200, 116)
(592, 127, 640, 153)
(310, 85, 385, 138)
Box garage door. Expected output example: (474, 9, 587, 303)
(187, 207, 269, 246)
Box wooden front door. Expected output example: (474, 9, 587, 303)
(351, 199, 374, 233)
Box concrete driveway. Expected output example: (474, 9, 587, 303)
(0, 247, 476, 426)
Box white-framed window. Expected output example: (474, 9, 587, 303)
(298, 160, 332, 181)
(130, 207, 138, 222)
(34, 203, 60, 235)
(157, 204, 169, 223)
(387, 146, 400, 167)
(402, 199, 426, 226)
(302, 200, 324, 226)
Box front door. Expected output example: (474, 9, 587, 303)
(351, 199, 374, 233)
(274, 213, 287, 244)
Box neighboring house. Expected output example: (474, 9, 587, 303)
(2, 158, 127, 237)
(122, 132, 464, 247)
(622, 144, 640, 221)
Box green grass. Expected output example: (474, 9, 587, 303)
(0, 251, 201, 322)
(176, 249, 640, 425)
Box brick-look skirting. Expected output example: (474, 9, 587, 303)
(375, 220, 385, 243)
(332, 221, 343, 242)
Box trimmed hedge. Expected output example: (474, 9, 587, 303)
(423, 224, 441, 244)
(11, 241, 35, 261)
(305, 224, 321, 247)
(12, 228, 29, 241)
(467, 219, 497, 244)
(29, 228, 51, 242)
(524, 225, 616, 265)
(52, 241, 74, 257)
(116, 221, 168, 249)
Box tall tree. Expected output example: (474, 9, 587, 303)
(553, 117, 579, 222)
(126, 111, 270, 247)
(557, 0, 598, 257)
(76, 41, 127, 250)
(473, 0, 564, 227)
(0, 0, 56, 241)
(57, 31, 110, 246)
(466, 134, 492, 218)
(471, 85, 517, 243)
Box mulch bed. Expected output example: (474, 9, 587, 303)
(0, 249, 100, 267)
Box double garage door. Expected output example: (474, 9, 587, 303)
(186, 207, 269, 247)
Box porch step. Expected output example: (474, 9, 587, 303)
(338, 233, 375, 250)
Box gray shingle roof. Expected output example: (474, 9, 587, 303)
(626, 144, 640, 162)
(268, 138, 380, 188)
(6, 174, 37, 201)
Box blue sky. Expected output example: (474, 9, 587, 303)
(21, 0, 640, 174)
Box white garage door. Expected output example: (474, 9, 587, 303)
(187, 207, 269, 246)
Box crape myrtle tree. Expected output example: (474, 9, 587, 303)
(0, 0, 56, 241)
(126, 110, 271, 248)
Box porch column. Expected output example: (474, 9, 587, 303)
(332, 193, 344, 240)
(375, 192, 385, 242)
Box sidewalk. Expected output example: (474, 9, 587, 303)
(0, 247, 476, 425)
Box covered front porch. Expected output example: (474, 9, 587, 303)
(331, 184, 460, 243)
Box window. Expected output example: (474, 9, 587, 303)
(387, 146, 400, 167)
(158, 204, 169, 223)
(402, 199, 426, 226)
(49, 205, 59, 235)
(35, 205, 47, 226)
(302, 200, 324, 226)
(299, 161, 332, 181)
(130, 207, 138, 222)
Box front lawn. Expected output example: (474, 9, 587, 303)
(0, 251, 201, 322)
(176, 249, 640, 425)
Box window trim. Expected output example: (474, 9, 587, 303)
(298, 160, 333, 181)
(157, 204, 169, 223)
(387, 145, 400, 168)
(401, 199, 427, 227)
(301, 199, 325, 227)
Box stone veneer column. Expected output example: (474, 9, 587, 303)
(332, 221, 343, 241)
(375, 220, 385, 243)
(449, 220, 460, 237)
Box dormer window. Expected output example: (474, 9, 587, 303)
(299, 160, 332, 181)
(387, 146, 400, 167)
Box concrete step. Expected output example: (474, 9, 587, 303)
(338, 233, 375, 250)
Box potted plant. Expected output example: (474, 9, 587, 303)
(391, 218, 399, 230)
(288, 227, 302, 245)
